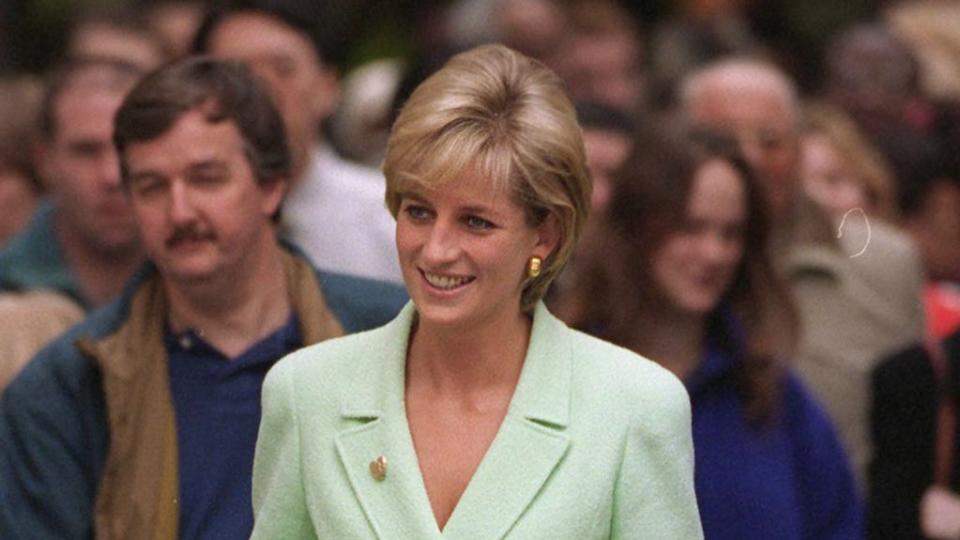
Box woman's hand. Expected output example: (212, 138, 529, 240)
(921, 485, 960, 539)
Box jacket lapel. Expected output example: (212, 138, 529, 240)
(334, 303, 441, 540)
(333, 302, 573, 539)
(81, 275, 181, 539)
(441, 303, 572, 539)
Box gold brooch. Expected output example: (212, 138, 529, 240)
(369, 455, 387, 481)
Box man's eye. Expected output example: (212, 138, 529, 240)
(682, 219, 705, 234)
(465, 215, 494, 230)
(273, 59, 296, 79)
(133, 179, 164, 197)
(69, 142, 103, 159)
(192, 174, 225, 187)
(756, 131, 787, 150)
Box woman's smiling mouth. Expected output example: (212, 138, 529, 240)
(421, 270, 476, 290)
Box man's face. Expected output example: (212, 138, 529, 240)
(124, 109, 285, 287)
(41, 81, 139, 255)
(70, 24, 167, 71)
(206, 12, 336, 176)
(559, 32, 643, 111)
(909, 182, 960, 282)
(687, 75, 800, 219)
(582, 128, 632, 213)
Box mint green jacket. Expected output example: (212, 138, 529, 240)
(252, 302, 702, 539)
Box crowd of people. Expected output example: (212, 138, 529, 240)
(1, 0, 959, 538)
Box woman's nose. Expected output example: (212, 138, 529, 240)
(421, 220, 459, 263)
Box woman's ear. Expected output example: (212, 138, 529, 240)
(533, 213, 561, 260)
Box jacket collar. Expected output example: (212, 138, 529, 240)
(685, 308, 745, 398)
(335, 301, 572, 539)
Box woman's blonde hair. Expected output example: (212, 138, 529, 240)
(383, 44, 590, 313)
(802, 102, 900, 221)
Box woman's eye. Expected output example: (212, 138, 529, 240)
(404, 205, 431, 221)
(465, 215, 494, 230)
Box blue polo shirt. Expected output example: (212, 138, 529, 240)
(166, 313, 302, 540)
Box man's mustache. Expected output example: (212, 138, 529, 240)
(165, 226, 216, 248)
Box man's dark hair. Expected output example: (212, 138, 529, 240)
(868, 107, 960, 218)
(39, 57, 144, 141)
(575, 101, 637, 135)
(113, 56, 290, 187)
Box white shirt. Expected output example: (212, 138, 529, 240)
(282, 146, 401, 283)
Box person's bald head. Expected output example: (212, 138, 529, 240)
(681, 59, 801, 218)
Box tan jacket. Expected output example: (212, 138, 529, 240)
(0, 290, 83, 391)
(779, 196, 925, 487)
(80, 252, 345, 539)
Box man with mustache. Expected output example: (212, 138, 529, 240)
(0, 58, 406, 539)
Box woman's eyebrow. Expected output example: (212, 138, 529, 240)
(397, 191, 429, 203)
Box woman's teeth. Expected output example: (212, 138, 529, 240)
(424, 271, 474, 290)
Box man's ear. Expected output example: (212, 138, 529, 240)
(312, 64, 339, 123)
(533, 213, 562, 261)
(32, 140, 55, 191)
(260, 177, 288, 218)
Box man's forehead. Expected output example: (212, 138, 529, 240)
(57, 82, 127, 107)
(207, 11, 322, 63)
(126, 110, 244, 166)
(693, 79, 795, 130)
(60, 66, 138, 97)
(54, 87, 125, 135)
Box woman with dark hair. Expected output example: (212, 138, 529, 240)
(563, 126, 863, 539)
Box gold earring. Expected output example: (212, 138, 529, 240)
(527, 256, 543, 278)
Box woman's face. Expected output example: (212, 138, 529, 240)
(650, 159, 747, 317)
(800, 133, 867, 219)
(396, 173, 557, 330)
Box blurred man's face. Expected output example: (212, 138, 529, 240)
(206, 12, 336, 178)
(687, 76, 800, 219)
(582, 128, 631, 213)
(70, 24, 167, 71)
(40, 78, 139, 255)
(559, 32, 643, 112)
(908, 181, 960, 282)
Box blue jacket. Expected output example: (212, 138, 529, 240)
(0, 249, 407, 539)
(0, 201, 86, 308)
(687, 314, 864, 539)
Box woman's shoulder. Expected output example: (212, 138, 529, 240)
(567, 327, 681, 383)
(564, 327, 691, 421)
(269, 321, 399, 386)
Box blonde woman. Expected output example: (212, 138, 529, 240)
(251, 45, 701, 539)
(799, 103, 900, 222)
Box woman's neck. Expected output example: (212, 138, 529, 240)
(406, 309, 532, 401)
(630, 307, 707, 380)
